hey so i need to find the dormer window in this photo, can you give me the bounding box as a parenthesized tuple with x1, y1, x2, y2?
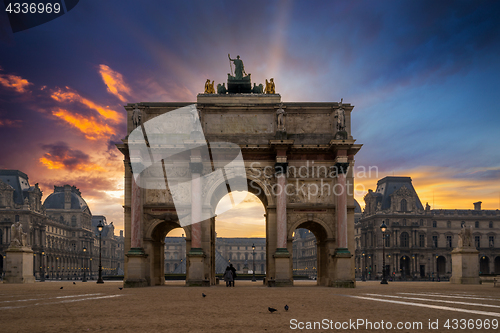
(400, 199, 407, 212)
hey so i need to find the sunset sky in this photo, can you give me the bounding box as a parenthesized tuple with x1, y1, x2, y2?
(0, 1, 499, 238)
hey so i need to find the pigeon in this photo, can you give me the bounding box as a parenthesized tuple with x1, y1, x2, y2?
(284, 305, 289, 311)
(73, 282, 76, 285)
(202, 293, 206, 298)
(268, 307, 277, 314)
(60, 287, 63, 289)
(119, 287, 123, 290)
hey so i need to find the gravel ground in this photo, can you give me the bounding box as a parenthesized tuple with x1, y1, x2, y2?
(1, 280, 499, 333)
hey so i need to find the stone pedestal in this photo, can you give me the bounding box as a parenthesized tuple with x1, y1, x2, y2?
(330, 250, 355, 288)
(124, 250, 148, 288)
(186, 249, 208, 286)
(4, 247, 35, 284)
(273, 249, 292, 286)
(450, 247, 480, 284)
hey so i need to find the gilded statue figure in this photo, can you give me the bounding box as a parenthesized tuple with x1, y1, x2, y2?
(204, 79, 215, 94)
(265, 78, 275, 94)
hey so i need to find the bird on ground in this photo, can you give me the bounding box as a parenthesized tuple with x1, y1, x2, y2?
(284, 305, 289, 311)
(268, 307, 277, 314)
(60, 287, 63, 289)
(202, 293, 206, 298)
(73, 282, 76, 285)
(119, 287, 123, 290)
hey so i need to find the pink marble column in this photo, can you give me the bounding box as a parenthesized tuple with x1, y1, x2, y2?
(276, 173, 287, 248)
(337, 173, 348, 249)
(191, 171, 202, 249)
(131, 175, 142, 249)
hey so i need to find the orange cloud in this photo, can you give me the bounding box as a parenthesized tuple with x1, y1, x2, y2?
(51, 88, 122, 121)
(0, 119, 22, 127)
(39, 141, 107, 172)
(98, 64, 131, 102)
(0, 73, 31, 93)
(52, 108, 116, 140)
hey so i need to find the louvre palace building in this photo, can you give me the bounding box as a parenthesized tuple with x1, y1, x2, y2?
(0, 170, 124, 280)
(355, 176, 500, 280)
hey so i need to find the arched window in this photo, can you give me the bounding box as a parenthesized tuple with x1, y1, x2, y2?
(400, 199, 407, 212)
(400, 232, 409, 247)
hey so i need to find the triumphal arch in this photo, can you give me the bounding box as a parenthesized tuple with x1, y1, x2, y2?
(117, 57, 362, 288)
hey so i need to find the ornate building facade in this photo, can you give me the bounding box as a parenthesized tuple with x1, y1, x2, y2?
(355, 176, 500, 280)
(0, 170, 124, 280)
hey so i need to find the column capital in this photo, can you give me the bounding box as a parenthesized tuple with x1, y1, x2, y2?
(189, 162, 204, 174)
(274, 162, 288, 175)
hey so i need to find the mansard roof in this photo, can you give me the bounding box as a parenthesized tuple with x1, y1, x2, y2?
(375, 176, 424, 211)
(0, 170, 30, 205)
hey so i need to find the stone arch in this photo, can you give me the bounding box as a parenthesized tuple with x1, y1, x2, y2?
(480, 255, 490, 274)
(145, 218, 190, 286)
(289, 218, 334, 286)
(206, 175, 271, 212)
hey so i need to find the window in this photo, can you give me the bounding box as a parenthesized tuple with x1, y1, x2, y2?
(489, 221, 493, 228)
(475, 221, 479, 228)
(400, 199, 407, 212)
(432, 235, 438, 248)
(446, 236, 452, 248)
(419, 234, 425, 247)
(71, 216, 77, 227)
(475, 236, 480, 249)
(385, 234, 390, 247)
(447, 221, 451, 228)
(489, 236, 494, 247)
(15, 215, 19, 222)
(400, 232, 409, 247)
(403, 219, 407, 226)
(432, 221, 437, 228)
(420, 219, 423, 226)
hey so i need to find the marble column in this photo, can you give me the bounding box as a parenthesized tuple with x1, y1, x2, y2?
(190, 165, 202, 249)
(130, 174, 142, 249)
(336, 172, 348, 250)
(276, 172, 287, 249)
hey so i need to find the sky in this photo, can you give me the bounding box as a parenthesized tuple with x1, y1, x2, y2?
(0, 1, 499, 238)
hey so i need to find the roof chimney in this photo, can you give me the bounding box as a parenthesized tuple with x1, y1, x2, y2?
(473, 201, 482, 210)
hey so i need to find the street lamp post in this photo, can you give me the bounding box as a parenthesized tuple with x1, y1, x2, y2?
(361, 252, 366, 281)
(40, 251, 45, 282)
(82, 246, 87, 282)
(97, 221, 104, 284)
(380, 221, 388, 284)
(252, 243, 256, 282)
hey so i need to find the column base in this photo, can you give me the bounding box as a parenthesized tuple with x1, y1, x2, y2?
(3, 247, 35, 284)
(331, 249, 355, 288)
(273, 249, 292, 286)
(186, 249, 207, 286)
(124, 249, 148, 288)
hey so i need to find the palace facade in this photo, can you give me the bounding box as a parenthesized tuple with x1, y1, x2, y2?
(355, 176, 500, 280)
(0, 170, 124, 280)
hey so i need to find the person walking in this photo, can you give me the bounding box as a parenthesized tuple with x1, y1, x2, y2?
(224, 266, 233, 287)
(229, 264, 237, 287)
